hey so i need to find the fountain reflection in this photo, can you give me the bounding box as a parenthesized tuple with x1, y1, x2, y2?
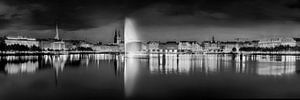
(124, 57, 140, 98)
(148, 54, 300, 76)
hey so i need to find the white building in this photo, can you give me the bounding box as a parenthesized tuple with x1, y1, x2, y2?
(51, 41, 66, 50)
(147, 41, 160, 52)
(5, 36, 39, 47)
(258, 37, 297, 48)
(178, 41, 202, 52)
(51, 24, 66, 50)
(92, 45, 122, 52)
(220, 42, 239, 53)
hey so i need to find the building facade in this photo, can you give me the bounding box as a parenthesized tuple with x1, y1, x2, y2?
(258, 37, 297, 48)
(202, 41, 221, 52)
(178, 41, 202, 52)
(158, 41, 178, 53)
(147, 41, 160, 52)
(114, 29, 122, 45)
(92, 44, 123, 52)
(5, 36, 39, 47)
(51, 41, 66, 50)
(220, 41, 239, 53)
(39, 39, 54, 50)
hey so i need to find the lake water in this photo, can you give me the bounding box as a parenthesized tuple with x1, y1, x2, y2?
(1, 54, 300, 100)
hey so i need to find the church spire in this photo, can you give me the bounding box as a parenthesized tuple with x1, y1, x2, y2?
(55, 24, 59, 40)
(114, 29, 118, 43)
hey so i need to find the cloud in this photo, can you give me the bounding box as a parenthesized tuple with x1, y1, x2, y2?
(0, 1, 46, 30)
(127, 0, 300, 29)
(0, 0, 126, 31)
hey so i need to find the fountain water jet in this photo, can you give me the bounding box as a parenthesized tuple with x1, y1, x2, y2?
(124, 17, 146, 58)
(124, 17, 142, 98)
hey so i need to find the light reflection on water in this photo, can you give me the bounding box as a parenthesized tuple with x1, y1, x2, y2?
(124, 54, 300, 99)
(2, 54, 300, 99)
(148, 54, 299, 76)
(0, 54, 125, 100)
(1, 54, 125, 75)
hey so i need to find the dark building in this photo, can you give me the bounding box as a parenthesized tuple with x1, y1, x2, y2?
(113, 29, 122, 44)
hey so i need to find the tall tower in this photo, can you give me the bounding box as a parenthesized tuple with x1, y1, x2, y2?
(212, 35, 215, 42)
(55, 24, 59, 40)
(117, 30, 122, 44)
(114, 29, 121, 44)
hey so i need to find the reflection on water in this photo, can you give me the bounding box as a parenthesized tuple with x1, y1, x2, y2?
(0, 54, 126, 100)
(124, 58, 140, 98)
(1, 54, 125, 75)
(148, 54, 299, 76)
(3, 54, 300, 99)
(123, 54, 300, 99)
(5, 61, 39, 74)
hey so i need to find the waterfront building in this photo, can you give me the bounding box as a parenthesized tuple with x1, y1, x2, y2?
(158, 41, 178, 53)
(178, 41, 195, 51)
(243, 40, 259, 47)
(220, 41, 239, 53)
(51, 24, 66, 50)
(219, 40, 259, 53)
(201, 36, 259, 53)
(38, 24, 66, 51)
(147, 41, 160, 52)
(293, 38, 300, 47)
(63, 40, 93, 50)
(178, 41, 202, 52)
(79, 41, 93, 48)
(92, 44, 123, 52)
(38, 39, 55, 50)
(64, 40, 78, 50)
(92, 28, 125, 52)
(51, 41, 66, 50)
(5, 36, 39, 47)
(118, 43, 125, 52)
(202, 36, 222, 52)
(258, 37, 297, 48)
(114, 29, 122, 45)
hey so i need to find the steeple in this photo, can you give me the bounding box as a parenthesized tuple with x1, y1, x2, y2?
(114, 29, 121, 44)
(212, 35, 215, 42)
(55, 24, 59, 40)
(114, 29, 118, 43)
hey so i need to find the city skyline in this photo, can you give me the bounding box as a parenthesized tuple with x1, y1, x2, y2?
(2, 1, 300, 99)
(2, 0, 300, 43)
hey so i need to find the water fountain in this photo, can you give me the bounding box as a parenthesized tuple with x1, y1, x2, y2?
(124, 17, 147, 58)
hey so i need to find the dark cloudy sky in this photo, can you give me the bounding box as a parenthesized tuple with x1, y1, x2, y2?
(2, 0, 300, 43)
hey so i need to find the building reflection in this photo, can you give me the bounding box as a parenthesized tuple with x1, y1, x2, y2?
(0, 54, 124, 75)
(148, 54, 299, 76)
(5, 61, 39, 74)
(255, 55, 296, 76)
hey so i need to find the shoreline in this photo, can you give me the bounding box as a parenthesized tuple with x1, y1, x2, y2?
(205, 51, 300, 55)
(0, 51, 125, 56)
(2, 51, 300, 56)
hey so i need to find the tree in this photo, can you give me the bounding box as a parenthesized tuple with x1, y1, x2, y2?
(0, 40, 6, 51)
(232, 48, 237, 52)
